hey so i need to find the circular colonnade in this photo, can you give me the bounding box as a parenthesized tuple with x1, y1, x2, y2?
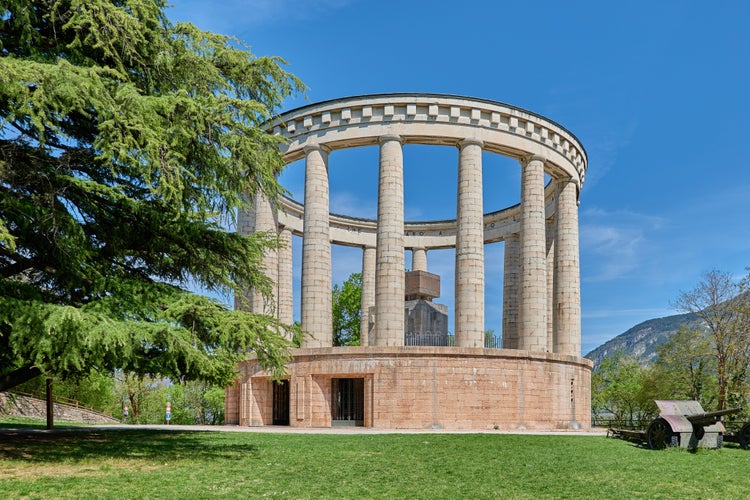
(228, 94, 593, 430)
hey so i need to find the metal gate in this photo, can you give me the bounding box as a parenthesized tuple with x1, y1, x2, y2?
(272, 379, 289, 425)
(331, 378, 364, 426)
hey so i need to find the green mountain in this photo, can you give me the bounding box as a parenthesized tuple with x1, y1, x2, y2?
(584, 312, 700, 369)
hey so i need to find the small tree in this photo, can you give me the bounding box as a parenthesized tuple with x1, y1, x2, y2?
(652, 325, 716, 407)
(332, 273, 362, 346)
(168, 380, 225, 424)
(728, 272, 750, 414)
(115, 371, 160, 422)
(674, 269, 750, 410)
(484, 329, 501, 348)
(591, 352, 656, 427)
(15, 370, 116, 412)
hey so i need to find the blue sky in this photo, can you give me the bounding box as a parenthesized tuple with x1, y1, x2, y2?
(169, 0, 750, 355)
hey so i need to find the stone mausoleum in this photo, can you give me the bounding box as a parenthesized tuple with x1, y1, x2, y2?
(225, 94, 592, 430)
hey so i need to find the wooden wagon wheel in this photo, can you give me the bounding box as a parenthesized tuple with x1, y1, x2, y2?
(647, 418, 674, 450)
(740, 422, 750, 450)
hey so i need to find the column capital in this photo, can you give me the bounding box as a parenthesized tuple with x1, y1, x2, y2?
(520, 154, 547, 166)
(303, 142, 331, 154)
(555, 176, 576, 185)
(378, 134, 403, 145)
(555, 177, 581, 204)
(458, 137, 484, 150)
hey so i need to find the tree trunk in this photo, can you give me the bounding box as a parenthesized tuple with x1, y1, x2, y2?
(0, 365, 42, 392)
(717, 356, 727, 411)
(46, 378, 54, 430)
(128, 392, 139, 420)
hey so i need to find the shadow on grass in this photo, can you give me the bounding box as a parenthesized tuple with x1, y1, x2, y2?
(0, 429, 259, 463)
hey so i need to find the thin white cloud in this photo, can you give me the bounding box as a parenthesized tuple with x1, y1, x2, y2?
(580, 207, 667, 282)
(582, 207, 666, 228)
(581, 225, 644, 281)
(405, 205, 426, 221)
(330, 191, 376, 219)
(580, 118, 638, 191)
(582, 307, 677, 320)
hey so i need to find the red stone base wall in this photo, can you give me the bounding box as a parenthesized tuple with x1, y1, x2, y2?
(226, 347, 592, 431)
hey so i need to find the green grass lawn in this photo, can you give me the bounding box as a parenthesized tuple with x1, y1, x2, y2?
(2, 420, 749, 499)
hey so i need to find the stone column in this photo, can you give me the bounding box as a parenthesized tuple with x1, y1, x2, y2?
(277, 226, 294, 328)
(360, 246, 376, 347)
(553, 179, 581, 356)
(519, 155, 548, 351)
(234, 207, 253, 314)
(455, 138, 485, 348)
(412, 247, 427, 272)
(502, 233, 520, 349)
(300, 143, 332, 348)
(373, 135, 405, 346)
(546, 217, 556, 353)
(235, 193, 278, 316)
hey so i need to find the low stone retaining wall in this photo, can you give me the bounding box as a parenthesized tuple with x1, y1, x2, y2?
(0, 392, 119, 424)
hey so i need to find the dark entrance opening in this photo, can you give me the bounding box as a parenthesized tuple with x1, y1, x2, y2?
(332, 378, 364, 426)
(272, 379, 290, 425)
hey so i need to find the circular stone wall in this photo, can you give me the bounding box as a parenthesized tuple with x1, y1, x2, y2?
(230, 348, 591, 430)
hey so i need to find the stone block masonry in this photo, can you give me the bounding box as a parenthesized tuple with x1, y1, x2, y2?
(229, 348, 592, 430)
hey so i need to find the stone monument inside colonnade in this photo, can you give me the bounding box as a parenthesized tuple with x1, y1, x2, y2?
(226, 94, 592, 430)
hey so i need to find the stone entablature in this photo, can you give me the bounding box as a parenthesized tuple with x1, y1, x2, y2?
(268, 94, 586, 186)
(277, 190, 559, 249)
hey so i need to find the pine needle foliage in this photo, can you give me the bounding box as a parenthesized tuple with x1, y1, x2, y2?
(0, 0, 304, 389)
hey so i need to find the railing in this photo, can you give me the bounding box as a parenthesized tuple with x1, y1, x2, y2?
(404, 332, 452, 347)
(484, 335, 502, 349)
(8, 390, 114, 418)
(403, 333, 504, 348)
(591, 416, 651, 430)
